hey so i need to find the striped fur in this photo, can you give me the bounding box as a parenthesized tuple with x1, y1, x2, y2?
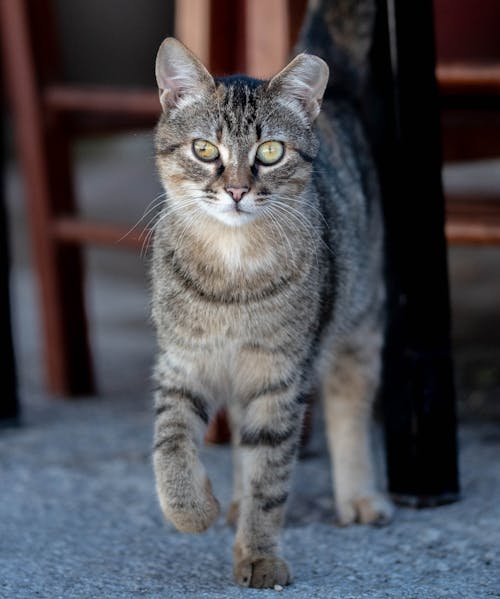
(150, 0, 392, 588)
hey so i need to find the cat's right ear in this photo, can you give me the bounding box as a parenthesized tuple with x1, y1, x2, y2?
(268, 53, 329, 121)
(155, 38, 216, 112)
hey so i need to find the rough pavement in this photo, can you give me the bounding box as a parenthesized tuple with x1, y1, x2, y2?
(1, 385, 500, 598)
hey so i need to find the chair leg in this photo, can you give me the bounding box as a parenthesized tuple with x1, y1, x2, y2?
(373, 0, 459, 505)
(0, 0, 94, 396)
(1, 103, 20, 424)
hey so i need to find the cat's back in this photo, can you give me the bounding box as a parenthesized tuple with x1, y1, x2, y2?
(310, 94, 384, 337)
(298, 0, 382, 248)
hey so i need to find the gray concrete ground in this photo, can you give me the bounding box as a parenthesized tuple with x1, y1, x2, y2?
(1, 134, 500, 598)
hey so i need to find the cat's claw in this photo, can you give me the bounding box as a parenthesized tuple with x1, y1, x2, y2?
(335, 493, 394, 527)
(234, 556, 291, 589)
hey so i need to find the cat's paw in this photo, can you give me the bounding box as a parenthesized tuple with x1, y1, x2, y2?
(234, 556, 291, 589)
(335, 493, 394, 527)
(226, 500, 240, 528)
(158, 477, 220, 533)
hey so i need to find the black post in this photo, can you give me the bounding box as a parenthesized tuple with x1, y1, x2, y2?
(374, 0, 460, 506)
(1, 85, 20, 425)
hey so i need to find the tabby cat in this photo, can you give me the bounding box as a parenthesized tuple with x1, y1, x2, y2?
(151, 0, 393, 588)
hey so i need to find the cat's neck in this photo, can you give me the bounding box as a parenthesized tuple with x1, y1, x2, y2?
(164, 210, 308, 278)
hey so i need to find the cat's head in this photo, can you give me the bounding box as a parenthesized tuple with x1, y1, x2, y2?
(154, 38, 328, 228)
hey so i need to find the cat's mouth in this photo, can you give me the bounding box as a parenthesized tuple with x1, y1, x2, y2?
(219, 204, 252, 216)
(203, 199, 250, 212)
(234, 206, 251, 215)
(208, 204, 256, 227)
(199, 196, 257, 226)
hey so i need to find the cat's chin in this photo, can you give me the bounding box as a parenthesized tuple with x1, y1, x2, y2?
(206, 207, 257, 228)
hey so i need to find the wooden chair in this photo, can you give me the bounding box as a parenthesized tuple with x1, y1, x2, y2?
(1, 97, 19, 424)
(435, 0, 500, 243)
(0, 0, 159, 396)
(438, 67, 500, 243)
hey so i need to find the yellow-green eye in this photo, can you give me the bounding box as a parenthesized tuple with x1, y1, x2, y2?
(256, 141, 284, 165)
(193, 139, 220, 162)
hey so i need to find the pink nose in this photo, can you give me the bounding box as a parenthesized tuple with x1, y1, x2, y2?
(225, 186, 249, 203)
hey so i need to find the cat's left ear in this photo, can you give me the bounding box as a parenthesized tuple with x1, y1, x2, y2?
(268, 54, 329, 121)
(155, 37, 216, 112)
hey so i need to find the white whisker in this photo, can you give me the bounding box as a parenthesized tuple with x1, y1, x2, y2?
(139, 193, 207, 256)
(274, 194, 330, 229)
(261, 207, 293, 268)
(269, 202, 321, 268)
(117, 191, 167, 245)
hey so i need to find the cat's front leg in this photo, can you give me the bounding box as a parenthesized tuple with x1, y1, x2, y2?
(233, 388, 304, 588)
(153, 376, 219, 533)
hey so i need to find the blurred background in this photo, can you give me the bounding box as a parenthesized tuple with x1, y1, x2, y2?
(1, 0, 499, 420)
(1, 1, 499, 596)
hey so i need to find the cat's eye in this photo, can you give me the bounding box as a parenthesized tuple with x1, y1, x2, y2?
(256, 141, 284, 165)
(192, 139, 220, 162)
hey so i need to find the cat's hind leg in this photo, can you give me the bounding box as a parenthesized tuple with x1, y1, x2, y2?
(153, 373, 219, 533)
(322, 326, 394, 526)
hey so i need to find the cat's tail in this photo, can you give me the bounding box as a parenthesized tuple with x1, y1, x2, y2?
(295, 0, 376, 101)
